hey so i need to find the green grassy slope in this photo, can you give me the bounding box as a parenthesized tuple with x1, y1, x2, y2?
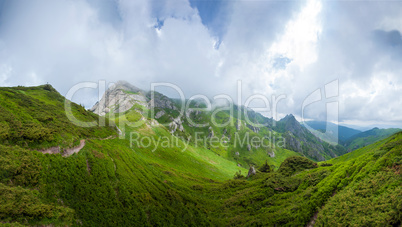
(0, 85, 116, 149)
(1, 85, 401, 226)
(0, 85, 245, 225)
(133, 96, 302, 170)
(200, 132, 402, 226)
(151, 100, 336, 165)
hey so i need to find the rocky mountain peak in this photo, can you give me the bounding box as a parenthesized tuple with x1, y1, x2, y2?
(90, 81, 148, 116)
(112, 80, 142, 94)
(280, 114, 296, 123)
(281, 115, 304, 135)
(91, 81, 179, 116)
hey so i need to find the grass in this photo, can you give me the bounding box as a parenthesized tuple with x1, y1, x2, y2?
(0, 84, 401, 226)
(0, 85, 115, 150)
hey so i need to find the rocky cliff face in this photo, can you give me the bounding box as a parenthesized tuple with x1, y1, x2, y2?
(169, 117, 184, 134)
(91, 81, 148, 116)
(91, 80, 185, 135)
(148, 92, 178, 111)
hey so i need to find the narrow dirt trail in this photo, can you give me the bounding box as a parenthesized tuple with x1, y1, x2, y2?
(39, 146, 61, 155)
(306, 191, 337, 227)
(37, 134, 117, 157)
(38, 140, 86, 157)
(62, 139, 86, 157)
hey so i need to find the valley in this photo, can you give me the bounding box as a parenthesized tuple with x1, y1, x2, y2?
(0, 83, 400, 226)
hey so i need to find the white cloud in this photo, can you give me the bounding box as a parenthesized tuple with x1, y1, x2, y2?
(0, 0, 401, 127)
(0, 64, 11, 86)
(269, 0, 322, 68)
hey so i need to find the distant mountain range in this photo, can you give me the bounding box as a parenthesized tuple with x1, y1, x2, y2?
(303, 121, 361, 144)
(344, 127, 402, 150)
(304, 121, 401, 151)
(91, 81, 347, 162)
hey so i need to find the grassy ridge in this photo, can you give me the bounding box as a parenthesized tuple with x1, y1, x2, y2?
(0, 85, 116, 149)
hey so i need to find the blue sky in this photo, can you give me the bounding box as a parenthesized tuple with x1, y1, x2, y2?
(188, 0, 230, 40)
(0, 0, 401, 128)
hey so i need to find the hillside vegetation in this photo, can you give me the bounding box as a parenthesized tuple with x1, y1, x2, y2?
(0, 85, 116, 149)
(0, 84, 401, 226)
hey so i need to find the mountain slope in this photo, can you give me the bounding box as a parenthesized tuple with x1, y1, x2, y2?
(0, 85, 116, 149)
(92, 81, 346, 164)
(92, 81, 303, 168)
(200, 131, 402, 226)
(0, 84, 244, 225)
(345, 127, 401, 151)
(304, 120, 361, 143)
(90, 81, 147, 116)
(275, 115, 347, 161)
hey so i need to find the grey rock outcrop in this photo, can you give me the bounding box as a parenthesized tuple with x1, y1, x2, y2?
(155, 110, 165, 119)
(246, 124, 260, 133)
(223, 128, 227, 135)
(246, 166, 256, 178)
(169, 117, 184, 134)
(236, 120, 241, 131)
(185, 109, 201, 118)
(208, 126, 214, 138)
(91, 81, 148, 116)
(148, 92, 178, 110)
(185, 109, 203, 126)
(91, 81, 180, 119)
